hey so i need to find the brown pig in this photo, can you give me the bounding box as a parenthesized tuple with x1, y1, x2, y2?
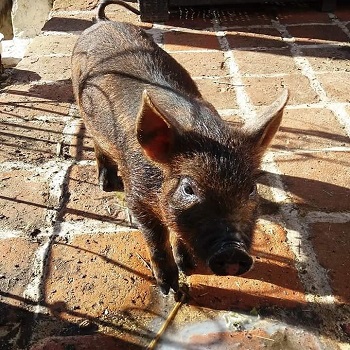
(71, 0, 288, 294)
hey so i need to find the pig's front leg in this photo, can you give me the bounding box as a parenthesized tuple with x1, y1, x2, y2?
(138, 217, 179, 295)
(173, 239, 196, 274)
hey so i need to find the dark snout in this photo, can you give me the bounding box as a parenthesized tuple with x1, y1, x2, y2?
(207, 242, 253, 276)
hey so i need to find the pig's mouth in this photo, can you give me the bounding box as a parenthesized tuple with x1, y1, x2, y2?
(207, 242, 253, 276)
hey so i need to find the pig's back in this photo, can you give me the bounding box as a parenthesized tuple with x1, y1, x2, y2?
(72, 21, 200, 103)
(71, 21, 227, 183)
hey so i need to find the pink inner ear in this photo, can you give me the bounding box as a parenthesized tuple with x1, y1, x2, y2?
(142, 126, 173, 163)
(137, 90, 176, 163)
(258, 114, 283, 150)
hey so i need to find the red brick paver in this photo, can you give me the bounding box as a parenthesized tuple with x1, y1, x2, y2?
(1, 1, 349, 349)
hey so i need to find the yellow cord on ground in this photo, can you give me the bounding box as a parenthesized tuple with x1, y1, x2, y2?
(146, 290, 187, 350)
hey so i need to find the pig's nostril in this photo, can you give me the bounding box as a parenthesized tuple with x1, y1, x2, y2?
(208, 247, 253, 276)
(214, 261, 240, 275)
(226, 262, 242, 275)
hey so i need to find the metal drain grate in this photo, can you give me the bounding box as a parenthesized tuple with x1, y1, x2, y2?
(139, 0, 337, 22)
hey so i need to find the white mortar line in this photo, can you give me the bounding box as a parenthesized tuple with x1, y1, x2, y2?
(286, 21, 341, 26)
(291, 42, 350, 48)
(72, 159, 96, 166)
(147, 24, 215, 34)
(217, 108, 241, 117)
(272, 20, 329, 99)
(62, 118, 83, 146)
(21, 178, 72, 313)
(329, 13, 350, 39)
(212, 20, 256, 121)
(223, 42, 349, 51)
(192, 74, 236, 80)
(49, 10, 95, 17)
(0, 220, 136, 240)
(240, 70, 349, 78)
(217, 102, 350, 114)
(271, 19, 350, 137)
(327, 104, 350, 138)
(22, 154, 91, 310)
(21, 104, 78, 317)
(165, 48, 220, 53)
(56, 220, 137, 237)
(0, 161, 39, 171)
(0, 114, 70, 124)
(192, 70, 349, 80)
(271, 147, 350, 155)
(218, 21, 350, 31)
(27, 53, 72, 58)
(229, 46, 290, 52)
(5, 208, 348, 240)
(26, 79, 70, 86)
(22, 233, 54, 311)
(285, 102, 350, 110)
(44, 161, 73, 226)
(305, 211, 350, 224)
(262, 154, 335, 304)
(40, 31, 79, 36)
(0, 230, 24, 239)
(220, 24, 275, 30)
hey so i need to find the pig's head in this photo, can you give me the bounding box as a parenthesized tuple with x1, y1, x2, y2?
(136, 89, 288, 276)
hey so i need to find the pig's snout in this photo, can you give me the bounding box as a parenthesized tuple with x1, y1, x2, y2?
(207, 242, 253, 276)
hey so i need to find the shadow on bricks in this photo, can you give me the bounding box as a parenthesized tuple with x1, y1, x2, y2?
(3, 79, 74, 103)
(0, 296, 145, 350)
(260, 172, 350, 212)
(42, 17, 92, 33)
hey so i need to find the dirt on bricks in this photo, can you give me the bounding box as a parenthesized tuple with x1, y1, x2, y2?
(0, 1, 350, 349)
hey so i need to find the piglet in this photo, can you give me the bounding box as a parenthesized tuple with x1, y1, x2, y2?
(71, 0, 288, 294)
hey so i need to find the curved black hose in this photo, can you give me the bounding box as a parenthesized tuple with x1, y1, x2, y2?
(97, 0, 140, 21)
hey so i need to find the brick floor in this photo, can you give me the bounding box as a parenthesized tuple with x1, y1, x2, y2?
(287, 24, 350, 45)
(225, 27, 288, 48)
(0, 1, 350, 349)
(276, 152, 350, 212)
(0, 168, 51, 231)
(274, 108, 350, 150)
(45, 232, 153, 321)
(311, 222, 350, 304)
(242, 74, 320, 105)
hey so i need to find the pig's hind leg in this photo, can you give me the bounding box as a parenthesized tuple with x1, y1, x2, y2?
(94, 141, 123, 192)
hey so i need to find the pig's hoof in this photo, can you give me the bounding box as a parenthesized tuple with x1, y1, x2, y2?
(159, 282, 171, 295)
(174, 284, 189, 302)
(159, 277, 179, 295)
(156, 270, 179, 295)
(98, 167, 123, 192)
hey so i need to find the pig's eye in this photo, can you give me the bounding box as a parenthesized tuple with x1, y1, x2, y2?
(182, 183, 195, 196)
(172, 178, 200, 209)
(179, 178, 198, 199)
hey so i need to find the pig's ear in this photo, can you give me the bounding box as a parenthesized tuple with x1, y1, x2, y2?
(136, 90, 180, 164)
(243, 89, 288, 155)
